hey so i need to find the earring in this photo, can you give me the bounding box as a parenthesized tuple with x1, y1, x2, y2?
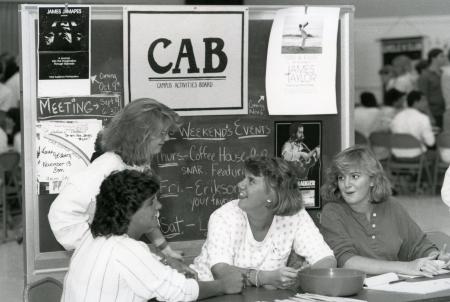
(266, 199, 272, 203)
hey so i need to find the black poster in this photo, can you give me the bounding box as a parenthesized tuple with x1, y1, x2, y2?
(38, 6, 90, 80)
(275, 121, 322, 209)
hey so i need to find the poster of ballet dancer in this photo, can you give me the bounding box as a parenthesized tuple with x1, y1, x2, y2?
(266, 7, 339, 115)
(275, 121, 322, 208)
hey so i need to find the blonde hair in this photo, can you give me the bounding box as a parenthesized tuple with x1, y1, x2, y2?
(102, 98, 181, 166)
(320, 145, 392, 204)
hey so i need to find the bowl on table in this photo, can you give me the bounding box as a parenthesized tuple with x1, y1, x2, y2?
(297, 268, 366, 297)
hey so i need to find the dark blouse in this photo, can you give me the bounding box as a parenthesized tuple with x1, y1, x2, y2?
(320, 199, 438, 267)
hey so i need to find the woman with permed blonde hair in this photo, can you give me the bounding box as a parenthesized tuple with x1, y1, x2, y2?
(49, 98, 195, 276)
(320, 145, 450, 277)
(191, 156, 335, 290)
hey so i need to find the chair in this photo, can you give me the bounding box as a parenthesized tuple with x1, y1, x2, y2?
(433, 132, 450, 194)
(355, 131, 369, 146)
(24, 277, 63, 302)
(368, 131, 391, 169)
(388, 133, 433, 195)
(0, 151, 21, 242)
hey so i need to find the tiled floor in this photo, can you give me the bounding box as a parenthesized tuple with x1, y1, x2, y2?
(2, 195, 450, 302)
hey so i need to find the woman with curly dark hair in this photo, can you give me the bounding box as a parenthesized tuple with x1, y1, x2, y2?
(49, 98, 190, 273)
(62, 169, 243, 302)
(320, 145, 450, 277)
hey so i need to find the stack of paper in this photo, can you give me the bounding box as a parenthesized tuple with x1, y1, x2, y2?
(274, 293, 367, 302)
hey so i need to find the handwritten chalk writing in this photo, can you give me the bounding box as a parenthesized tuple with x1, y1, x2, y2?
(179, 122, 233, 140)
(189, 144, 216, 161)
(233, 119, 271, 137)
(194, 179, 238, 197)
(211, 163, 244, 177)
(181, 164, 204, 175)
(159, 216, 184, 239)
(91, 73, 121, 93)
(156, 151, 187, 163)
(38, 96, 121, 119)
(160, 180, 182, 197)
(191, 195, 230, 211)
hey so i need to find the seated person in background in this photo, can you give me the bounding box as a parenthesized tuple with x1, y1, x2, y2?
(354, 92, 380, 138)
(390, 90, 435, 158)
(191, 156, 336, 290)
(373, 88, 405, 133)
(320, 145, 450, 277)
(62, 169, 243, 302)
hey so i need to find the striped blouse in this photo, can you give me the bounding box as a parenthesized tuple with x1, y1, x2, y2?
(62, 233, 199, 302)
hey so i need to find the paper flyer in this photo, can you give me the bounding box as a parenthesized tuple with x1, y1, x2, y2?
(38, 5, 91, 97)
(36, 119, 102, 194)
(266, 7, 339, 115)
(125, 6, 248, 116)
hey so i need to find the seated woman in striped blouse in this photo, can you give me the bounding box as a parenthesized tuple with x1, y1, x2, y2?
(62, 169, 243, 302)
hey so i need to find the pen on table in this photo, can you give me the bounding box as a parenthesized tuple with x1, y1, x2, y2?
(389, 278, 407, 284)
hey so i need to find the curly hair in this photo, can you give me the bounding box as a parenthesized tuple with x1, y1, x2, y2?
(320, 145, 392, 205)
(90, 169, 160, 238)
(102, 98, 181, 166)
(244, 156, 303, 216)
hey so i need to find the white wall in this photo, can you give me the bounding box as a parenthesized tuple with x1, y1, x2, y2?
(355, 14, 450, 104)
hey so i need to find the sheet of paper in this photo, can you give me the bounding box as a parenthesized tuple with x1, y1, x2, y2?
(367, 278, 450, 294)
(275, 293, 366, 302)
(266, 7, 339, 115)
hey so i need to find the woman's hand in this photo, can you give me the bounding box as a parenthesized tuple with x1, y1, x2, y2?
(217, 270, 244, 294)
(160, 245, 184, 260)
(264, 267, 299, 289)
(164, 256, 198, 280)
(405, 255, 442, 277)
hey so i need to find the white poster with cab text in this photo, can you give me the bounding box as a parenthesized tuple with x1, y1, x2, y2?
(125, 6, 248, 116)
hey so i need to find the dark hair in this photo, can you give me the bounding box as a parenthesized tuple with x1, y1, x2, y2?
(90, 170, 160, 238)
(244, 156, 303, 216)
(90, 130, 104, 162)
(102, 98, 181, 166)
(320, 145, 391, 204)
(0, 53, 19, 82)
(288, 122, 303, 140)
(428, 48, 443, 64)
(407, 90, 423, 107)
(415, 59, 429, 75)
(360, 92, 378, 107)
(384, 88, 405, 106)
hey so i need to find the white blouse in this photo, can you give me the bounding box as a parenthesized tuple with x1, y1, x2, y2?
(191, 199, 334, 281)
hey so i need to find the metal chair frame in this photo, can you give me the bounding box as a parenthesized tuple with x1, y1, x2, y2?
(432, 132, 450, 194)
(388, 133, 433, 195)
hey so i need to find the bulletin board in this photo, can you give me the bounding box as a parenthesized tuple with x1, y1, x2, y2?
(20, 5, 354, 285)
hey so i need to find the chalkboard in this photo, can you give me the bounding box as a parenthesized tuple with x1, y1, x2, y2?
(154, 18, 341, 242)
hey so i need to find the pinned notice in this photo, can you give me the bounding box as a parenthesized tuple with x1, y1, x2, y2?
(266, 7, 339, 115)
